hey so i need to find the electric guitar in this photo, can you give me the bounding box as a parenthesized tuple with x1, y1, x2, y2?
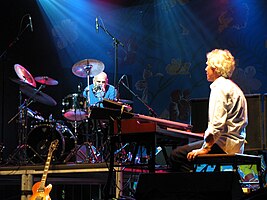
(30, 139, 59, 200)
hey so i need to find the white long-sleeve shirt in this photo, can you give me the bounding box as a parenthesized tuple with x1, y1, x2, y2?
(205, 77, 248, 154)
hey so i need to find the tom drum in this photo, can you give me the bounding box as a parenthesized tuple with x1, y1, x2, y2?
(62, 93, 87, 121)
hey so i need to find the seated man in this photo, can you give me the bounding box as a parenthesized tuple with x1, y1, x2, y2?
(169, 49, 248, 172)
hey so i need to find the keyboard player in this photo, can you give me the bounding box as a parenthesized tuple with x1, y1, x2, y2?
(169, 49, 248, 172)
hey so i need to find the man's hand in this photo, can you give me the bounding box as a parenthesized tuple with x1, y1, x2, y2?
(187, 148, 210, 161)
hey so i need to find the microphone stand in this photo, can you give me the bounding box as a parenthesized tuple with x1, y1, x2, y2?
(97, 20, 124, 86)
(0, 15, 31, 60)
(0, 14, 31, 150)
(97, 18, 124, 199)
(120, 80, 158, 117)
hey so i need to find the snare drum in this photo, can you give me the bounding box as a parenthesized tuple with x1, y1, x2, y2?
(27, 122, 76, 163)
(62, 93, 87, 121)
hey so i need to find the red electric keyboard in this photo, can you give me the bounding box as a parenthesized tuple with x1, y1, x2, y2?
(114, 114, 204, 140)
(90, 106, 204, 171)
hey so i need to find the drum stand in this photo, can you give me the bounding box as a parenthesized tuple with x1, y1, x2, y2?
(63, 118, 99, 163)
(64, 64, 99, 163)
(63, 138, 99, 164)
(7, 91, 44, 165)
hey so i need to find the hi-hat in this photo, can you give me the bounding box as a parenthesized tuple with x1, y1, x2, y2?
(20, 85, 57, 106)
(14, 64, 36, 87)
(72, 59, 105, 78)
(35, 76, 58, 86)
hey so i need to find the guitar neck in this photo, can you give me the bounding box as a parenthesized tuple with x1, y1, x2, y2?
(38, 149, 53, 191)
(40, 154, 52, 188)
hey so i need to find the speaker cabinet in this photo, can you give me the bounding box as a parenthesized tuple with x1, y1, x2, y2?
(263, 94, 267, 149)
(190, 94, 263, 151)
(190, 98, 209, 133)
(246, 94, 263, 150)
(135, 172, 243, 200)
(243, 188, 267, 199)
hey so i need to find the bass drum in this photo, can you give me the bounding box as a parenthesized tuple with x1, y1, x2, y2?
(27, 123, 76, 164)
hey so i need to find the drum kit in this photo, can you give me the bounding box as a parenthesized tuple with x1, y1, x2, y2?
(8, 59, 132, 165)
(8, 64, 59, 164)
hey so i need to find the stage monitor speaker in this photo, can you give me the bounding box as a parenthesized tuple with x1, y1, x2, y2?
(242, 188, 267, 200)
(190, 94, 263, 151)
(134, 172, 243, 200)
(263, 94, 267, 149)
(190, 98, 208, 133)
(246, 94, 263, 150)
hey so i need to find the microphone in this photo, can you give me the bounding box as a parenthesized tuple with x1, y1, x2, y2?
(95, 17, 99, 33)
(116, 75, 126, 100)
(93, 84, 102, 93)
(118, 74, 126, 86)
(29, 15, 33, 32)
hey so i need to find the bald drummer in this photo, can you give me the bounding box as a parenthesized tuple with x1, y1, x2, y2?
(83, 72, 117, 107)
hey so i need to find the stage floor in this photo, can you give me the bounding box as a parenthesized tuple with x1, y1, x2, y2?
(0, 162, 123, 200)
(1, 158, 264, 200)
(0, 161, 168, 199)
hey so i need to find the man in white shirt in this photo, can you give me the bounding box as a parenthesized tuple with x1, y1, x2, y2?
(170, 49, 248, 172)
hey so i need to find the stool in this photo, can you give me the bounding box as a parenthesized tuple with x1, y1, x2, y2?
(193, 153, 264, 189)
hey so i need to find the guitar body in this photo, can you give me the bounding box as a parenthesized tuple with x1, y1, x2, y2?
(30, 181, 52, 200)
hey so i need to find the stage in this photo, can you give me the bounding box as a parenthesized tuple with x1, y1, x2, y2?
(0, 162, 123, 200)
(0, 156, 266, 200)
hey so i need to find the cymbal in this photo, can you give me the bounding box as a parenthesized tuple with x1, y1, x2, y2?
(14, 64, 36, 87)
(20, 85, 57, 106)
(72, 59, 105, 78)
(10, 78, 34, 86)
(35, 76, 58, 86)
(118, 99, 133, 104)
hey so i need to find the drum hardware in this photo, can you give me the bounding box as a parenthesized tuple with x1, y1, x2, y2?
(63, 119, 102, 164)
(7, 143, 46, 165)
(75, 142, 99, 163)
(62, 59, 105, 163)
(14, 64, 37, 87)
(73, 120, 79, 135)
(62, 93, 87, 121)
(63, 141, 99, 164)
(34, 76, 58, 86)
(72, 59, 105, 78)
(27, 122, 76, 163)
(26, 107, 44, 121)
(0, 143, 5, 163)
(10, 78, 35, 87)
(8, 81, 55, 125)
(8, 66, 47, 164)
(12, 63, 58, 107)
(8, 64, 58, 164)
(72, 58, 105, 110)
(19, 84, 57, 106)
